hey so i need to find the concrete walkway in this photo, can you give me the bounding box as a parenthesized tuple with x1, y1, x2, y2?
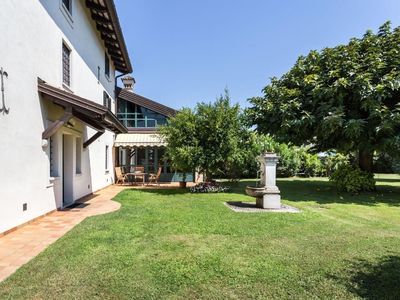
(0, 185, 125, 282)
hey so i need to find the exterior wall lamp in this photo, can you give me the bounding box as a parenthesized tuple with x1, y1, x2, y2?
(0, 67, 9, 114)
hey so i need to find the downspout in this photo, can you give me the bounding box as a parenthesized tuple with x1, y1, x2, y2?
(114, 72, 129, 105)
(113, 72, 129, 172)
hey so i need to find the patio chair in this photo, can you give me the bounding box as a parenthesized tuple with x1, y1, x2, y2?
(115, 167, 127, 185)
(148, 167, 162, 186)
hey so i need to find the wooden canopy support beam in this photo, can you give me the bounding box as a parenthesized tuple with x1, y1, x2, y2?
(42, 107, 72, 139)
(101, 32, 117, 42)
(110, 55, 124, 64)
(92, 14, 112, 26)
(108, 50, 122, 58)
(72, 110, 105, 132)
(96, 24, 114, 35)
(83, 131, 104, 148)
(105, 41, 120, 51)
(85, 1, 108, 12)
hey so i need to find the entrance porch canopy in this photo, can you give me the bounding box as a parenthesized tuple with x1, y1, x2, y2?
(38, 79, 127, 147)
(114, 133, 166, 148)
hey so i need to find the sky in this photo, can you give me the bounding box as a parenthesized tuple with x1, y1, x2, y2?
(114, 0, 400, 110)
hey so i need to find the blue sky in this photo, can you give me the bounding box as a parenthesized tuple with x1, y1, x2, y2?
(114, 0, 400, 109)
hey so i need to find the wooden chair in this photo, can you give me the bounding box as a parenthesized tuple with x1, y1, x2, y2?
(148, 167, 162, 186)
(115, 167, 127, 185)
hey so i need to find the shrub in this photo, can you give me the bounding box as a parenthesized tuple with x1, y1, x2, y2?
(329, 164, 376, 193)
(374, 153, 400, 174)
(298, 148, 324, 177)
(275, 143, 302, 177)
(190, 182, 230, 193)
(323, 153, 350, 176)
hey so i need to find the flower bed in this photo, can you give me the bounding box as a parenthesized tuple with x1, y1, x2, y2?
(190, 182, 230, 193)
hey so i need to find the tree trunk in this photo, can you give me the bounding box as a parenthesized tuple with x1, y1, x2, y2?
(179, 181, 187, 188)
(205, 170, 212, 183)
(358, 149, 374, 172)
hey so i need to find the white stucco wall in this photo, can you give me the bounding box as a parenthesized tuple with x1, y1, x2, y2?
(0, 0, 121, 233)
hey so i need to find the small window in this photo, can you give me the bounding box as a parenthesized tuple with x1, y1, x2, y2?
(105, 53, 110, 78)
(76, 137, 82, 174)
(103, 91, 111, 110)
(62, 0, 71, 13)
(62, 43, 71, 87)
(105, 145, 109, 171)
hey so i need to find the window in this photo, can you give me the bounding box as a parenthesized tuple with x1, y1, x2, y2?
(105, 145, 109, 171)
(62, 43, 71, 87)
(105, 53, 110, 78)
(103, 91, 111, 110)
(49, 137, 56, 177)
(116, 99, 168, 128)
(62, 0, 71, 13)
(76, 137, 82, 174)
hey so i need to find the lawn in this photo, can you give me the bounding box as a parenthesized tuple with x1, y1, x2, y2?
(0, 175, 399, 299)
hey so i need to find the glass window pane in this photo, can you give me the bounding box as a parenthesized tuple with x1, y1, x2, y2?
(127, 101, 135, 113)
(137, 105, 144, 114)
(146, 120, 156, 127)
(127, 119, 135, 128)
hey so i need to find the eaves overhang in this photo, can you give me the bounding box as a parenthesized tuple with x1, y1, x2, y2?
(85, 0, 132, 73)
(38, 79, 127, 135)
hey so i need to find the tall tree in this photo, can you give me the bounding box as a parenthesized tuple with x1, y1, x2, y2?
(247, 22, 400, 172)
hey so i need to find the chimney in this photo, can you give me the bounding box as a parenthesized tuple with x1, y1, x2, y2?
(121, 75, 136, 91)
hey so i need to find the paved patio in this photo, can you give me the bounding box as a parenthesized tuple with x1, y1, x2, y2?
(0, 185, 125, 282)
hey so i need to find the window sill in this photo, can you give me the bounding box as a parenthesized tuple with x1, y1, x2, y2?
(105, 74, 112, 83)
(62, 83, 73, 93)
(75, 172, 82, 177)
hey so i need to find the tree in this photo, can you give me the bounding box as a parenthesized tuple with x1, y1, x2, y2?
(246, 22, 400, 172)
(160, 90, 251, 181)
(158, 108, 200, 181)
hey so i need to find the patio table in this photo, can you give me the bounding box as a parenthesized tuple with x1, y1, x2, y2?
(125, 172, 147, 185)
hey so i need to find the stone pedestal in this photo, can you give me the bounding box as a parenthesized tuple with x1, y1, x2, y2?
(257, 153, 281, 209)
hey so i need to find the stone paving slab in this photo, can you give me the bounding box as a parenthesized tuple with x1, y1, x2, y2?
(225, 201, 301, 213)
(0, 185, 125, 282)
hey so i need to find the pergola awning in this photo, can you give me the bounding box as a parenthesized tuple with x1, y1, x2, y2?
(114, 133, 166, 148)
(39, 79, 127, 147)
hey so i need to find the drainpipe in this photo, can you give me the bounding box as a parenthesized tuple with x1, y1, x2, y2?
(113, 72, 128, 172)
(114, 72, 129, 104)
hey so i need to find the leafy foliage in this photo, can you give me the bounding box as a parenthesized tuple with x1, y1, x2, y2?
(374, 153, 400, 174)
(247, 22, 400, 172)
(160, 90, 252, 180)
(298, 148, 325, 177)
(329, 164, 376, 193)
(252, 135, 325, 177)
(158, 108, 200, 177)
(322, 153, 350, 176)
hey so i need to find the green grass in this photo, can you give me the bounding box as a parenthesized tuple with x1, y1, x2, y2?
(1, 174, 400, 299)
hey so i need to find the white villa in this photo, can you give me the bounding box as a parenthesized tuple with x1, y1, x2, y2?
(0, 0, 133, 235)
(0, 0, 196, 236)
(0, 0, 194, 236)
